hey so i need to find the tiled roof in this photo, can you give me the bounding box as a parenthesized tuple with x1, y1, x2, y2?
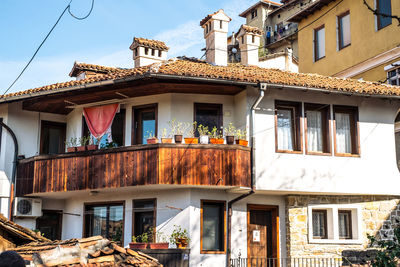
(2, 58, 400, 100)
(129, 37, 169, 51)
(200, 9, 232, 26)
(239, 24, 263, 35)
(69, 62, 124, 77)
(239, 0, 282, 17)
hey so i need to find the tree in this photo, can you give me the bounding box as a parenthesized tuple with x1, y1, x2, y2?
(368, 225, 400, 267)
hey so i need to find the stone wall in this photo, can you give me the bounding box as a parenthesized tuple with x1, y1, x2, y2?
(286, 195, 400, 258)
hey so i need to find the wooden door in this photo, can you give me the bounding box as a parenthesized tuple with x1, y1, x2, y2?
(36, 210, 62, 240)
(247, 205, 279, 267)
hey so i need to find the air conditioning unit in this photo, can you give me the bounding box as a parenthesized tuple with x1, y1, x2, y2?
(13, 197, 42, 218)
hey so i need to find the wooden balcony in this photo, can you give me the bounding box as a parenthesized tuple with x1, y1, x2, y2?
(16, 144, 251, 196)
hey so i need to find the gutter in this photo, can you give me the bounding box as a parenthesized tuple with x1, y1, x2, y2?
(226, 83, 267, 267)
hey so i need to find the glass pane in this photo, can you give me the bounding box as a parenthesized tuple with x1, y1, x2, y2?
(195, 105, 222, 136)
(277, 109, 294, 150)
(92, 206, 107, 237)
(336, 113, 352, 153)
(134, 200, 155, 210)
(48, 128, 62, 154)
(203, 203, 222, 251)
(134, 211, 154, 238)
(109, 205, 124, 242)
(307, 110, 323, 152)
(312, 211, 326, 238)
(316, 27, 325, 59)
(378, 0, 392, 28)
(142, 111, 156, 144)
(339, 212, 350, 238)
(339, 14, 351, 48)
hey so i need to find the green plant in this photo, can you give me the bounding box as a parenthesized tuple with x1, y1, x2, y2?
(185, 122, 197, 138)
(368, 224, 400, 267)
(169, 119, 185, 135)
(209, 126, 223, 139)
(224, 122, 236, 136)
(145, 130, 156, 139)
(132, 231, 150, 243)
(236, 129, 247, 140)
(197, 124, 209, 136)
(161, 128, 169, 138)
(79, 135, 90, 146)
(100, 141, 117, 149)
(156, 230, 168, 243)
(169, 225, 190, 245)
(66, 137, 78, 148)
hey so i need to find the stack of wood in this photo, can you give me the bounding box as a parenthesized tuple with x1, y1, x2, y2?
(12, 236, 162, 266)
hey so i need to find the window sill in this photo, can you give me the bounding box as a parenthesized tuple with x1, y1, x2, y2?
(200, 250, 226, 254)
(309, 238, 362, 244)
(314, 56, 325, 62)
(276, 149, 303, 154)
(339, 43, 351, 51)
(334, 153, 360, 158)
(306, 151, 332, 156)
(378, 22, 392, 31)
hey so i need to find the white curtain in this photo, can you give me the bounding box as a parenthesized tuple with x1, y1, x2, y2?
(277, 109, 293, 150)
(336, 113, 352, 153)
(340, 14, 351, 47)
(307, 111, 323, 152)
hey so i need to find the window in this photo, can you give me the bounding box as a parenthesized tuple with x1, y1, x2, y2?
(338, 11, 351, 50)
(252, 35, 255, 43)
(220, 20, 223, 29)
(40, 121, 66, 154)
(84, 202, 124, 244)
(132, 104, 157, 144)
(305, 103, 331, 154)
(133, 199, 156, 241)
(241, 36, 244, 44)
(338, 210, 352, 239)
(145, 48, 149, 55)
(158, 50, 162, 57)
(134, 48, 138, 57)
(314, 25, 325, 61)
(251, 9, 257, 19)
(312, 210, 327, 239)
(194, 103, 223, 137)
(151, 49, 155, 56)
(377, 0, 392, 30)
(201, 200, 226, 253)
(333, 106, 359, 156)
(388, 68, 400, 85)
(275, 101, 302, 153)
(83, 109, 125, 147)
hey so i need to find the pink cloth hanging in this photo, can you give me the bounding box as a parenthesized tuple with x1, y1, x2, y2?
(83, 103, 119, 139)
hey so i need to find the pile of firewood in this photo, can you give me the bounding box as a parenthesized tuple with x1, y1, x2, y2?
(12, 236, 162, 266)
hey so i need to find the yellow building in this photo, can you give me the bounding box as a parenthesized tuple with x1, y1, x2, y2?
(289, 0, 400, 83)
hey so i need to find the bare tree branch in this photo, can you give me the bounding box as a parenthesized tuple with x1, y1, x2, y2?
(363, 0, 400, 26)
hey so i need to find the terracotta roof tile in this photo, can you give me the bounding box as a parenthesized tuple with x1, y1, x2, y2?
(2, 59, 400, 100)
(69, 62, 124, 77)
(200, 9, 232, 26)
(0, 214, 50, 243)
(239, 24, 263, 35)
(130, 37, 169, 51)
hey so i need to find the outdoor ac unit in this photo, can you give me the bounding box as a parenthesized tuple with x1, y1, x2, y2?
(13, 197, 42, 218)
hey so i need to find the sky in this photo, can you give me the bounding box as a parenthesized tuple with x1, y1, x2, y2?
(0, 0, 276, 94)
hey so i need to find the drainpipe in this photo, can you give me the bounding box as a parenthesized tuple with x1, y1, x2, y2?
(0, 121, 19, 221)
(226, 83, 266, 266)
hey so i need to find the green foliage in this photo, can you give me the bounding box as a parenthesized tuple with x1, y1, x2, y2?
(236, 129, 247, 140)
(100, 141, 117, 149)
(209, 126, 223, 139)
(169, 225, 190, 245)
(224, 122, 236, 136)
(161, 128, 169, 138)
(79, 135, 90, 146)
(66, 137, 78, 148)
(197, 124, 209, 136)
(368, 225, 400, 267)
(145, 130, 155, 139)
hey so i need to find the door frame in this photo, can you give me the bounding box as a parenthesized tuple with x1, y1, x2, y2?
(132, 198, 157, 241)
(36, 209, 63, 240)
(247, 204, 280, 261)
(131, 103, 158, 145)
(40, 120, 67, 154)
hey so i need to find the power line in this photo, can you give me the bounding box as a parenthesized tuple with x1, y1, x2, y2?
(3, 0, 95, 96)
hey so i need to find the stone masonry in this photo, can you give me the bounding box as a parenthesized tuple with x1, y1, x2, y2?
(286, 195, 400, 258)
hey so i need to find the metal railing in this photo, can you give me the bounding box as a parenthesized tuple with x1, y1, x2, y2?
(230, 257, 347, 267)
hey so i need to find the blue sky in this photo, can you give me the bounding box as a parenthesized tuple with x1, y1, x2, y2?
(0, 0, 275, 94)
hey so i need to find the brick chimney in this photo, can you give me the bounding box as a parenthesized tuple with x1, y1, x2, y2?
(129, 37, 169, 68)
(237, 25, 263, 66)
(200, 9, 231, 66)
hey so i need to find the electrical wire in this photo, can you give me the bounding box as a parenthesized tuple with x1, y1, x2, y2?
(3, 0, 95, 96)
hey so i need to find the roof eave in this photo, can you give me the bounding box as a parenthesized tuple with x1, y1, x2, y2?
(239, 1, 281, 18)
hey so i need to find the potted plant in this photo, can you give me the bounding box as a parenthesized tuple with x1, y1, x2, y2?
(85, 136, 97, 151)
(169, 225, 190, 249)
(209, 127, 224, 144)
(235, 129, 248, 146)
(66, 137, 78, 152)
(224, 123, 236, 145)
(77, 136, 89, 151)
(198, 124, 209, 144)
(129, 232, 149, 250)
(161, 128, 172, 143)
(169, 119, 183, 144)
(149, 229, 169, 249)
(146, 131, 158, 144)
(184, 122, 198, 144)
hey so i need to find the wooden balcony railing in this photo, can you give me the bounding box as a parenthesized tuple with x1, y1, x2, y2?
(16, 144, 251, 196)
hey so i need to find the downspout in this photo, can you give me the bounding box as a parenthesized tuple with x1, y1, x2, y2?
(226, 83, 266, 266)
(0, 121, 19, 221)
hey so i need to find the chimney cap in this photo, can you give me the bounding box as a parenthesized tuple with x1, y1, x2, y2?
(200, 9, 231, 27)
(129, 37, 169, 51)
(236, 24, 263, 37)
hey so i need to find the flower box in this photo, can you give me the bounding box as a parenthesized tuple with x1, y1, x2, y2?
(210, 138, 224, 144)
(184, 138, 198, 144)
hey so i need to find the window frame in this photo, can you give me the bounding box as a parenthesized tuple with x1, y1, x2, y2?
(377, 0, 392, 30)
(132, 103, 158, 145)
(193, 103, 223, 137)
(40, 120, 67, 155)
(275, 100, 303, 154)
(304, 103, 331, 155)
(312, 209, 328, 239)
(200, 200, 226, 254)
(314, 25, 325, 62)
(132, 198, 157, 241)
(333, 105, 360, 157)
(338, 210, 353, 239)
(83, 201, 125, 244)
(337, 11, 351, 50)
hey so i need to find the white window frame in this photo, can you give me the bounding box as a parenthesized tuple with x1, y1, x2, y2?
(308, 204, 362, 244)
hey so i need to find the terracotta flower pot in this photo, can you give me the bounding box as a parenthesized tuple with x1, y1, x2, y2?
(174, 135, 183, 144)
(184, 137, 198, 144)
(149, 242, 169, 249)
(161, 138, 173, 144)
(129, 242, 148, 249)
(76, 146, 86, 152)
(235, 139, 248, 146)
(176, 238, 188, 249)
(67, 147, 76, 153)
(147, 138, 158, 144)
(226, 136, 235, 145)
(210, 138, 224, 144)
(86, 144, 98, 151)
